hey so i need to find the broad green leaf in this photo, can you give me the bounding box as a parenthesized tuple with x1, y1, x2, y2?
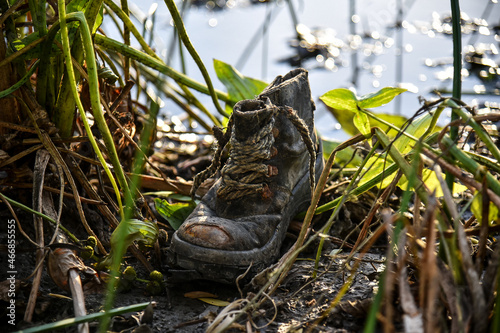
(213, 59, 268, 113)
(353, 110, 371, 137)
(397, 169, 468, 197)
(393, 112, 433, 154)
(358, 156, 398, 189)
(8, 33, 54, 60)
(144, 191, 197, 203)
(67, 0, 89, 13)
(92, 5, 104, 34)
(471, 192, 500, 225)
(154, 198, 196, 230)
(321, 95, 408, 137)
(371, 113, 409, 136)
(110, 218, 159, 249)
(100, 218, 159, 268)
(358, 87, 407, 109)
(320, 137, 363, 167)
(320, 88, 358, 113)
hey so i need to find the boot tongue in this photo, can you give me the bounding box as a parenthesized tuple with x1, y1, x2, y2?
(232, 98, 274, 141)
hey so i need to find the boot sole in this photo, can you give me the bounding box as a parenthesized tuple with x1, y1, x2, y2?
(168, 145, 324, 283)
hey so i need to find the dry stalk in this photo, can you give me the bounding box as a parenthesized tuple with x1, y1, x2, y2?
(419, 194, 439, 332)
(435, 165, 488, 333)
(24, 150, 50, 322)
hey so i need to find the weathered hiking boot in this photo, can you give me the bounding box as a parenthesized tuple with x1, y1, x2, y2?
(168, 69, 324, 283)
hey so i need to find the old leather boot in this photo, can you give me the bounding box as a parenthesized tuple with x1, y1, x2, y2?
(168, 68, 324, 283)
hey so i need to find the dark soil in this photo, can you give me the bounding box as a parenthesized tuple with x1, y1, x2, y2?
(1, 203, 383, 333)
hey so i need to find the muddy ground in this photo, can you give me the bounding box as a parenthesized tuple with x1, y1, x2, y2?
(1, 204, 385, 333)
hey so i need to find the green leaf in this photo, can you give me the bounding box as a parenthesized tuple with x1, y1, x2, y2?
(319, 88, 358, 113)
(393, 112, 433, 154)
(320, 137, 363, 167)
(154, 198, 196, 230)
(358, 156, 398, 189)
(213, 59, 268, 112)
(397, 169, 468, 197)
(100, 218, 159, 267)
(92, 5, 104, 34)
(144, 191, 197, 203)
(471, 192, 500, 225)
(67, 0, 89, 13)
(321, 88, 409, 137)
(358, 87, 407, 109)
(353, 110, 371, 137)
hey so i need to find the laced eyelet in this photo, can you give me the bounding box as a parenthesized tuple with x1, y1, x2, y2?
(270, 146, 278, 158)
(261, 184, 272, 199)
(267, 165, 278, 177)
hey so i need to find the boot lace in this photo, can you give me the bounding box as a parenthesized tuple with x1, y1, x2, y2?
(191, 106, 316, 200)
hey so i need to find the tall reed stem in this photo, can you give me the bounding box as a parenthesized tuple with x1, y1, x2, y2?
(446, 0, 462, 189)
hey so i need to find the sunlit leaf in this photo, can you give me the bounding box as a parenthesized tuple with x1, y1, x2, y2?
(321, 99, 409, 137)
(198, 297, 231, 307)
(214, 59, 268, 113)
(154, 198, 196, 230)
(110, 218, 159, 249)
(393, 112, 433, 154)
(353, 110, 371, 137)
(358, 87, 407, 109)
(320, 88, 358, 113)
(358, 155, 398, 189)
(471, 192, 500, 225)
(99, 219, 159, 269)
(397, 169, 468, 197)
(93, 5, 104, 34)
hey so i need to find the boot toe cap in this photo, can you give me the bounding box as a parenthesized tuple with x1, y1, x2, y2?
(175, 202, 280, 252)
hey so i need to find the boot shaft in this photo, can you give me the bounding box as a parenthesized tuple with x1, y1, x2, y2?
(216, 69, 318, 218)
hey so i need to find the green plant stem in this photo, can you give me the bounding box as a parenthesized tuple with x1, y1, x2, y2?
(179, 84, 223, 127)
(102, 3, 124, 36)
(422, 102, 445, 139)
(313, 141, 381, 277)
(493, 254, 500, 332)
(163, 0, 229, 118)
(58, 6, 130, 218)
(450, 0, 462, 104)
(363, 219, 405, 332)
(447, 0, 462, 190)
(28, 0, 47, 36)
(466, 152, 500, 174)
(375, 128, 428, 204)
(95, 46, 125, 86)
(99, 101, 159, 332)
(102, 0, 161, 61)
(138, 63, 221, 128)
(94, 34, 230, 103)
(14, 302, 152, 333)
(120, 0, 130, 81)
(441, 135, 500, 196)
(0, 33, 47, 69)
(361, 108, 428, 147)
(446, 99, 500, 162)
(314, 162, 398, 214)
(53, 0, 104, 137)
(0, 60, 38, 98)
(0, 193, 79, 244)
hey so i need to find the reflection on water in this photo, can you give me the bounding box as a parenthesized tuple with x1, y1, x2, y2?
(123, 0, 500, 140)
